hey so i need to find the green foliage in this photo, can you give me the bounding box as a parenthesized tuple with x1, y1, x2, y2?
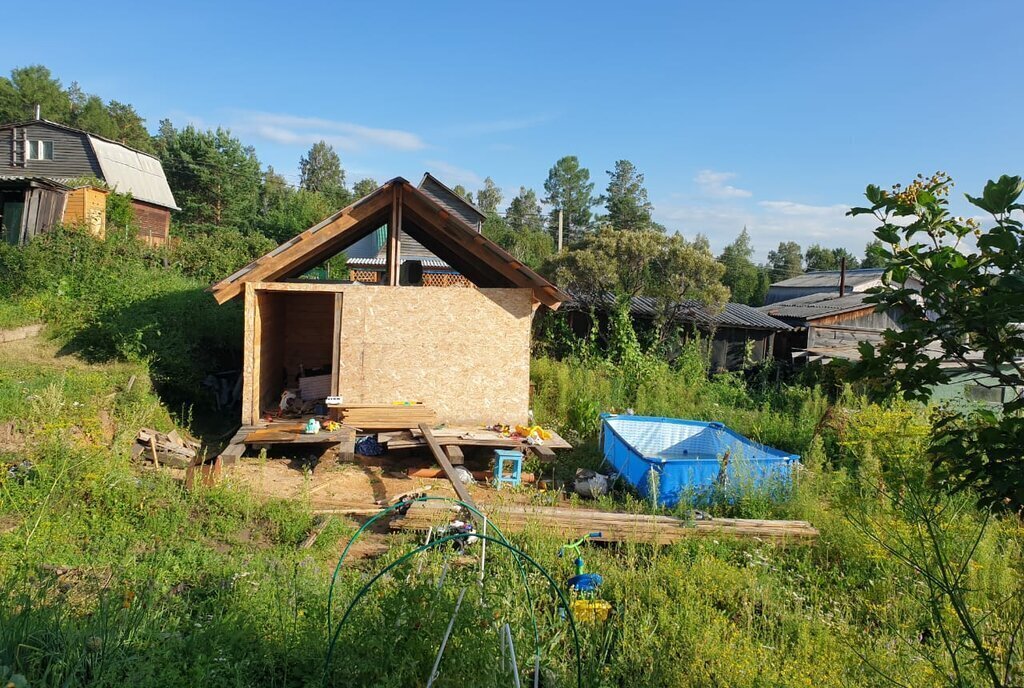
(850, 173, 1024, 511)
(255, 186, 339, 243)
(482, 213, 554, 271)
(168, 224, 276, 284)
(862, 238, 888, 268)
(600, 160, 655, 232)
(718, 227, 770, 305)
(155, 122, 262, 228)
(0, 65, 153, 152)
(475, 177, 503, 214)
(547, 227, 728, 307)
(543, 155, 596, 244)
(804, 244, 861, 271)
(766, 240, 804, 281)
(351, 177, 379, 198)
(298, 140, 348, 204)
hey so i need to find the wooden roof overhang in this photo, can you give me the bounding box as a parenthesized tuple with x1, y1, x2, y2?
(209, 177, 566, 309)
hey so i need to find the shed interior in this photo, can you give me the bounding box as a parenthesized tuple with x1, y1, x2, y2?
(255, 290, 337, 416)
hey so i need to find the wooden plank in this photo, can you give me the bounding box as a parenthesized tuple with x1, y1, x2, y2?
(211, 188, 392, 304)
(242, 284, 257, 426)
(386, 184, 401, 286)
(331, 293, 343, 396)
(529, 444, 557, 464)
(444, 445, 465, 466)
(419, 423, 477, 514)
(392, 501, 818, 545)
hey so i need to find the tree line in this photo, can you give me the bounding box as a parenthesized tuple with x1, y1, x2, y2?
(2, 64, 885, 307)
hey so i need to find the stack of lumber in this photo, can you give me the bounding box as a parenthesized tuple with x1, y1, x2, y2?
(391, 501, 819, 545)
(132, 428, 200, 469)
(336, 404, 436, 430)
(379, 426, 572, 451)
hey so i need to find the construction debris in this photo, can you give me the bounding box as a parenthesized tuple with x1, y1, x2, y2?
(392, 501, 819, 545)
(133, 428, 199, 469)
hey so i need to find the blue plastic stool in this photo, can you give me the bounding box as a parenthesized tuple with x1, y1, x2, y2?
(493, 449, 523, 489)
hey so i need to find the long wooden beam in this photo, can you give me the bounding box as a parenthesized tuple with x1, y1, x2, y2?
(211, 188, 393, 303)
(419, 423, 479, 516)
(385, 184, 402, 286)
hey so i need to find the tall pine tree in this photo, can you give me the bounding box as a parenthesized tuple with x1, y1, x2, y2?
(542, 156, 595, 246)
(602, 160, 654, 231)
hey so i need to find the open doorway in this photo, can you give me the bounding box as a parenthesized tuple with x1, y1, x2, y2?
(250, 289, 339, 421)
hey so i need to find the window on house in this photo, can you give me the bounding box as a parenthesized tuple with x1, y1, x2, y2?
(28, 140, 54, 160)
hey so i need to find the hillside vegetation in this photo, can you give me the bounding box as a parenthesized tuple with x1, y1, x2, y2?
(1, 228, 1022, 687)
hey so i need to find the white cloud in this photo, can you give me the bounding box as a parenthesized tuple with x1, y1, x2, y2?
(422, 160, 484, 189)
(228, 111, 427, 152)
(695, 169, 752, 199)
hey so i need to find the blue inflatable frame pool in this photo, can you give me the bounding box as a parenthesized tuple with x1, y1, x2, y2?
(599, 413, 799, 508)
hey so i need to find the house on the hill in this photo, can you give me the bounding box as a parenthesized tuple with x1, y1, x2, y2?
(0, 118, 178, 245)
(209, 176, 565, 427)
(562, 293, 792, 371)
(764, 268, 922, 305)
(343, 173, 487, 286)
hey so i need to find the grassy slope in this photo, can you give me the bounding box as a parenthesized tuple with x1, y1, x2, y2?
(1, 337, 1020, 687)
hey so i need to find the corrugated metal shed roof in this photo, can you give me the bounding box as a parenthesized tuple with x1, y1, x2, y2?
(88, 136, 178, 210)
(348, 256, 452, 269)
(758, 292, 875, 321)
(0, 175, 71, 190)
(565, 292, 792, 331)
(770, 269, 884, 289)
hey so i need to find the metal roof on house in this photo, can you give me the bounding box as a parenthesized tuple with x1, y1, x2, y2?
(88, 136, 178, 210)
(348, 256, 452, 269)
(565, 292, 792, 331)
(770, 269, 885, 289)
(758, 292, 875, 322)
(1, 119, 178, 211)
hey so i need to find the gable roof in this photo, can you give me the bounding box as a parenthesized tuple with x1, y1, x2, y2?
(209, 177, 566, 308)
(769, 269, 884, 290)
(758, 292, 876, 323)
(1, 119, 178, 210)
(418, 172, 487, 224)
(565, 292, 791, 331)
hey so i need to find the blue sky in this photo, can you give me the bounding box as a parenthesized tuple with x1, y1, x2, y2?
(6, 0, 1022, 259)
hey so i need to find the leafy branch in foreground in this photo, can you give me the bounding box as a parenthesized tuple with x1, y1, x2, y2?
(849, 173, 1024, 511)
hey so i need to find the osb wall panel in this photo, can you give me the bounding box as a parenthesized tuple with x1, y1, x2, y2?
(338, 287, 533, 425)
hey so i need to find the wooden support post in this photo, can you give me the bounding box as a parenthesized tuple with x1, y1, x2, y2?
(444, 445, 465, 466)
(419, 423, 478, 515)
(386, 185, 402, 286)
(529, 444, 557, 464)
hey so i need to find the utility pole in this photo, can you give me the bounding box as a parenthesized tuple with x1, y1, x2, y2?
(557, 208, 564, 253)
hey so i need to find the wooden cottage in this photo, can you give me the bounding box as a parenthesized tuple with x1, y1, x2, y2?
(210, 177, 566, 428)
(0, 118, 178, 244)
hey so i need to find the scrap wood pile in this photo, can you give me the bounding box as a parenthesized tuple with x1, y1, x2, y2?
(132, 428, 200, 468)
(391, 501, 819, 545)
(336, 403, 437, 430)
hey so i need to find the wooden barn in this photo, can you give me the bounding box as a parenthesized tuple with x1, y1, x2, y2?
(210, 177, 566, 431)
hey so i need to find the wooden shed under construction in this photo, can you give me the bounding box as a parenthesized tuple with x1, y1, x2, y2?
(210, 177, 566, 428)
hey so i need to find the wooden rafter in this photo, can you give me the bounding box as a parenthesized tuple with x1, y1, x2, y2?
(209, 177, 567, 308)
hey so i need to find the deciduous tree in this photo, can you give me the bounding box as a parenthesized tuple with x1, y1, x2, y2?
(299, 140, 346, 200)
(475, 177, 503, 215)
(766, 241, 804, 281)
(850, 172, 1024, 511)
(718, 227, 765, 305)
(804, 244, 861, 271)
